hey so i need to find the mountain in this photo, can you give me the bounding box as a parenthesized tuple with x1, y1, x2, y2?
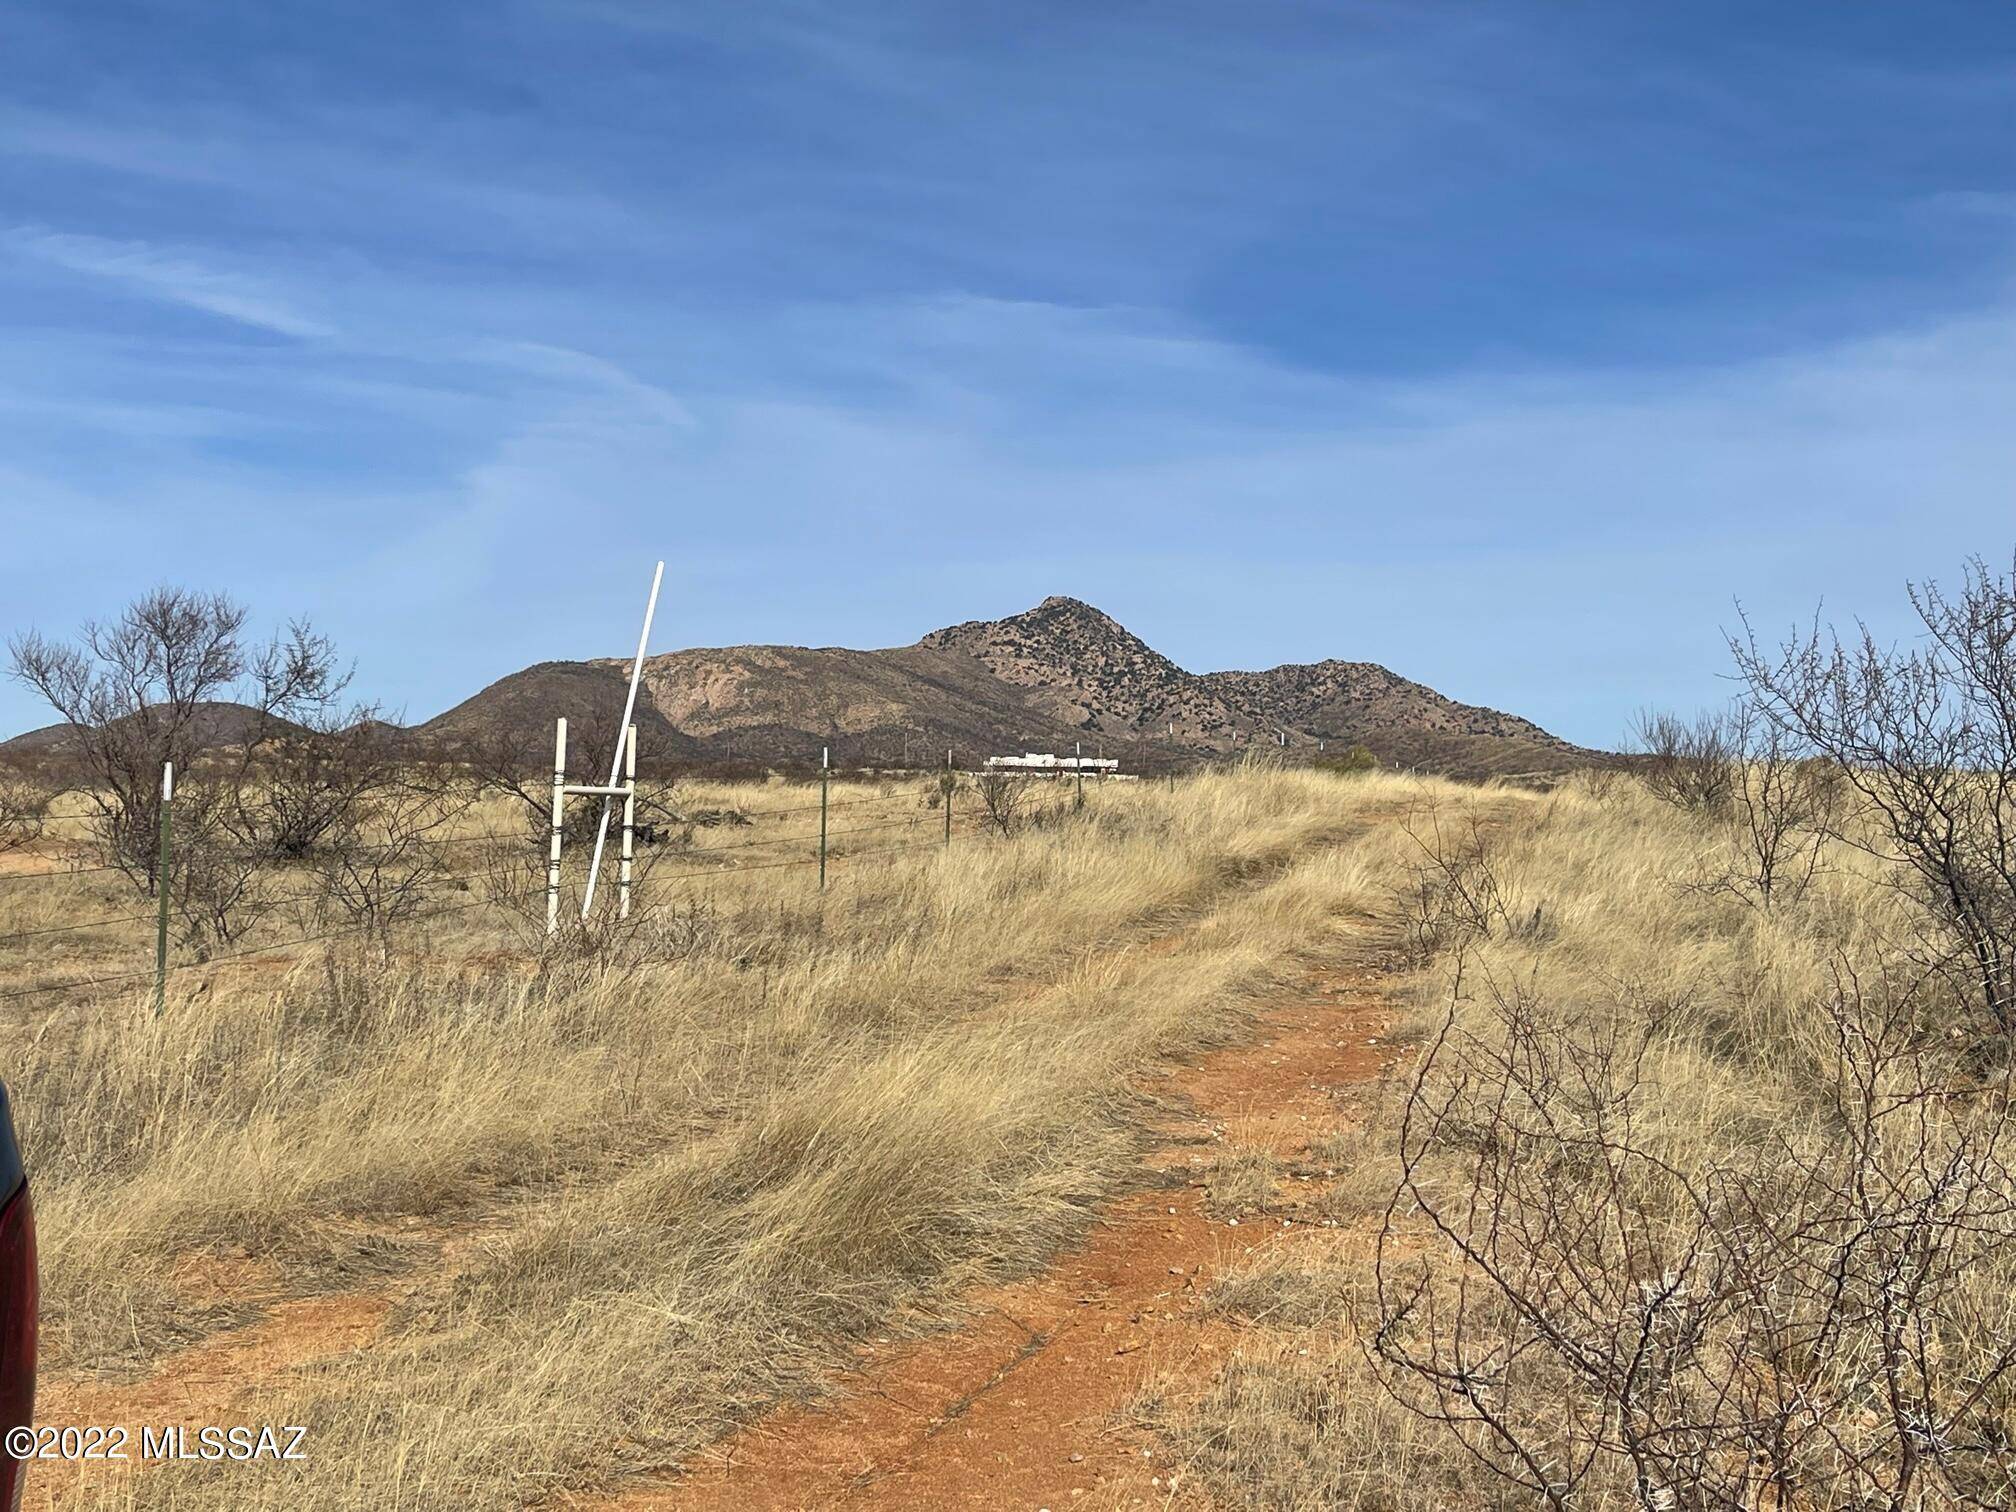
(4, 599, 1594, 780)
(419, 660, 703, 766)
(1199, 659, 1564, 746)
(422, 596, 1590, 779)
(917, 597, 1246, 740)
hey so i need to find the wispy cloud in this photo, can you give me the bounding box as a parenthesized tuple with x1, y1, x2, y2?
(2, 226, 334, 338)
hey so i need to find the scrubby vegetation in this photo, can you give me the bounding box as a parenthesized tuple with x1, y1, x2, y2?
(1147, 558, 2016, 1511)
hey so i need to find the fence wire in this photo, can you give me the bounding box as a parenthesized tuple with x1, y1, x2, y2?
(0, 800, 1005, 1012)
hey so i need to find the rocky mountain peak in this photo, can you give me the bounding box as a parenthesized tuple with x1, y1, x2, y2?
(916, 597, 1229, 735)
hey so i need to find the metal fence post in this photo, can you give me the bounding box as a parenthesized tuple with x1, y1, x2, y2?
(619, 723, 637, 921)
(819, 745, 830, 889)
(944, 748, 953, 846)
(1075, 741, 1085, 812)
(153, 761, 173, 1019)
(547, 717, 567, 937)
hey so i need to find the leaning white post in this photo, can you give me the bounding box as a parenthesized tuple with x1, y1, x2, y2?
(547, 717, 567, 937)
(584, 561, 664, 918)
(619, 723, 637, 921)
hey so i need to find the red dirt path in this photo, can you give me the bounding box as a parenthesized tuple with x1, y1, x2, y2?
(576, 962, 1400, 1512)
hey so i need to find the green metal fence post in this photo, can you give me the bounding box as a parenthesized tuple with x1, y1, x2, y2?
(153, 760, 173, 1019)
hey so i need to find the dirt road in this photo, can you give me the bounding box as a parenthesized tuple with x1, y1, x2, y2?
(582, 946, 1401, 1511)
(23, 929, 1403, 1512)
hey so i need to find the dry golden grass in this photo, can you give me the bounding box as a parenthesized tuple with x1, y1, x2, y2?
(1139, 774, 2016, 1510)
(0, 763, 1445, 1509)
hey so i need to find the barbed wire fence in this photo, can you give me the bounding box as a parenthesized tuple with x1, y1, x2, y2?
(0, 754, 1125, 1019)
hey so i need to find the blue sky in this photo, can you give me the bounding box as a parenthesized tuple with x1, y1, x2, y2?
(3, 1, 2014, 745)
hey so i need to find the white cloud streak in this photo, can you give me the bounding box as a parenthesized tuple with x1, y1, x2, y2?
(2, 226, 335, 338)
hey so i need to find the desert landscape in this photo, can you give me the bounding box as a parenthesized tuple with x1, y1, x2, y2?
(5, 554, 2016, 1509)
(5, 5, 2011, 1508)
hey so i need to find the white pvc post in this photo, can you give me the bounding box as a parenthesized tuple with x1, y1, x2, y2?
(619, 724, 637, 921)
(547, 717, 567, 937)
(584, 560, 664, 918)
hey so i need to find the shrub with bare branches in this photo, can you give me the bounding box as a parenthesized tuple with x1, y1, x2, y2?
(1630, 708, 1739, 815)
(1733, 555, 2016, 1031)
(1393, 805, 1536, 965)
(1718, 721, 1837, 910)
(8, 587, 351, 890)
(973, 771, 1029, 837)
(1373, 962, 2016, 1510)
(304, 763, 477, 957)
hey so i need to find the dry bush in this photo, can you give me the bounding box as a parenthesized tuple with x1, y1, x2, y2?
(302, 768, 477, 957)
(1631, 708, 1740, 815)
(1715, 724, 1837, 910)
(1392, 803, 1547, 965)
(8, 586, 351, 888)
(1145, 755, 2016, 1512)
(1735, 555, 2016, 1034)
(973, 770, 1030, 836)
(1635, 703, 1838, 911)
(1373, 960, 2016, 1509)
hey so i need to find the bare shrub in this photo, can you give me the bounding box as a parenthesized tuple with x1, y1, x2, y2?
(1734, 555, 2016, 1031)
(1717, 718, 1838, 910)
(1393, 806, 1535, 965)
(1630, 708, 1739, 814)
(1372, 962, 2016, 1510)
(305, 766, 476, 957)
(237, 706, 401, 860)
(973, 771, 1029, 837)
(473, 828, 680, 971)
(1635, 703, 1841, 911)
(8, 587, 350, 891)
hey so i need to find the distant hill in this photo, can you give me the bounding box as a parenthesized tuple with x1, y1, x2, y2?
(424, 596, 1594, 779)
(0, 700, 311, 756)
(3, 599, 1598, 780)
